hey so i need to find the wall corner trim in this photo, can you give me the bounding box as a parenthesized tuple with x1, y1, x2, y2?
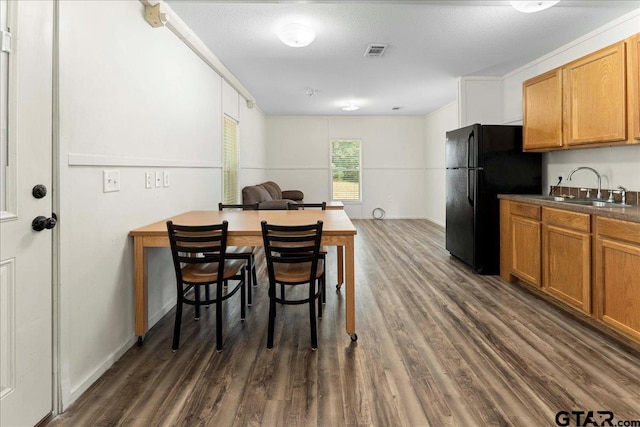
(138, 0, 255, 108)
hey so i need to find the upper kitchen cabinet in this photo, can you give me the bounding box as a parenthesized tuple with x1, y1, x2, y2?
(564, 41, 626, 147)
(628, 33, 640, 143)
(522, 34, 640, 152)
(523, 69, 563, 150)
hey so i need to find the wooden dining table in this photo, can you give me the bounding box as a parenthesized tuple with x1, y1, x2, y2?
(129, 209, 358, 344)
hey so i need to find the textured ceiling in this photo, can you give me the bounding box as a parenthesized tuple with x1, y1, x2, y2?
(165, 1, 640, 116)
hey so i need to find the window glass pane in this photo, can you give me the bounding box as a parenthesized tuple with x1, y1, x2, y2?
(330, 139, 360, 201)
(223, 116, 238, 204)
(0, 0, 9, 212)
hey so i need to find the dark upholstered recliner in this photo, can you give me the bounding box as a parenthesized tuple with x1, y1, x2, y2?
(241, 181, 304, 210)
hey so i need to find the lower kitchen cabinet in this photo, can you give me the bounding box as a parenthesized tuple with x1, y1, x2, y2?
(542, 207, 591, 313)
(501, 198, 640, 345)
(507, 201, 541, 286)
(595, 217, 640, 342)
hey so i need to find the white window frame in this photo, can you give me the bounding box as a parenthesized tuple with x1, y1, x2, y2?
(0, 0, 16, 221)
(222, 115, 239, 204)
(329, 139, 362, 202)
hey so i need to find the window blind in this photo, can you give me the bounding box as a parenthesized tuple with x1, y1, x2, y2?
(330, 139, 361, 201)
(223, 116, 238, 204)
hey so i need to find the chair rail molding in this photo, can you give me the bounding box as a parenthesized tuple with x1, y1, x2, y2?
(68, 152, 221, 168)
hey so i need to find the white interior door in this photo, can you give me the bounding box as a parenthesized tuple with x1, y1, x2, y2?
(0, 1, 54, 425)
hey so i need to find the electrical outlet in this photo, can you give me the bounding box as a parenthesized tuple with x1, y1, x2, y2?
(103, 170, 120, 193)
(163, 171, 170, 187)
(145, 172, 152, 189)
(155, 172, 162, 188)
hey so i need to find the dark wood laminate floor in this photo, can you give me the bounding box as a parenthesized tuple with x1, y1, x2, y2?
(48, 219, 640, 426)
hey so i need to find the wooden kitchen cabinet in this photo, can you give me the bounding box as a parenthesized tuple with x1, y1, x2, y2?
(564, 41, 627, 146)
(501, 197, 640, 345)
(522, 34, 639, 151)
(504, 201, 541, 286)
(595, 217, 640, 342)
(628, 33, 640, 142)
(542, 207, 591, 313)
(523, 69, 563, 151)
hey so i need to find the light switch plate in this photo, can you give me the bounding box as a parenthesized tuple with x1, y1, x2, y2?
(155, 172, 162, 188)
(103, 170, 120, 193)
(145, 172, 152, 189)
(163, 171, 170, 187)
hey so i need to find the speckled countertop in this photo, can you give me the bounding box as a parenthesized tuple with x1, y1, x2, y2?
(498, 194, 640, 224)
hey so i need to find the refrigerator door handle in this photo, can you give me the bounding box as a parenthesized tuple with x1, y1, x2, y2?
(466, 130, 474, 169)
(467, 169, 474, 207)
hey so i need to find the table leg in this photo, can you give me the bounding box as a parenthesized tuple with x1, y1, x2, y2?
(337, 246, 344, 288)
(134, 237, 148, 342)
(345, 237, 356, 340)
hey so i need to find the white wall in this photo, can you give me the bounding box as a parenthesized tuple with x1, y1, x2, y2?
(52, 3, 638, 410)
(424, 102, 459, 226)
(56, 0, 265, 408)
(458, 76, 502, 127)
(266, 116, 426, 219)
(501, 9, 640, 192)
(266, 116, 329, 204)
(240, 102, 268, 189)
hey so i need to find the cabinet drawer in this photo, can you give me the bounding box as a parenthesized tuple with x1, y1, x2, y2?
(597, 217, 640, 245)
(510, 202, 540, 220)
(543, 207, 590, 233)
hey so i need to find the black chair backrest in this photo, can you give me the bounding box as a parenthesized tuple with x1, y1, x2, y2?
(218, 203, 259, 211)
(261, 220, 323, 281)
(289, 202, 326, 210)
(166, 221, 228, 282)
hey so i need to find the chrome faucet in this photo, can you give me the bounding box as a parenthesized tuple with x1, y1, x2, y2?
(617, 185, 628, 205)
(568, 166, 602, 199)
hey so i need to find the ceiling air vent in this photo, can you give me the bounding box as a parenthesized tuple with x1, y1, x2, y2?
(364, 44, 389, 57)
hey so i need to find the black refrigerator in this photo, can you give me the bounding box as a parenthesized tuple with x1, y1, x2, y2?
(445, 124, 541, 274)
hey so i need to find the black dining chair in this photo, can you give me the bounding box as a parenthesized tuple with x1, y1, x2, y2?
(288, 202, 327, 210)
(167, 220, 247, 352)
(218, 203, 259, 305)
(288, 201, 328, 302)
(261, 220, 324, 350)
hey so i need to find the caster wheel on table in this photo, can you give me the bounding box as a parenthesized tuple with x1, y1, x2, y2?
(350, 334, 358, 342)
(336, 284, 342, 292)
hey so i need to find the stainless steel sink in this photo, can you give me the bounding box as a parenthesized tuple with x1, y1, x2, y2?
(524, 195, 632, 208)
(563, 199, 632, 208)
(526, 195, 572, 202)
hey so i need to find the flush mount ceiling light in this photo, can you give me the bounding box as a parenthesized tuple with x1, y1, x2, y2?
(342, 104, 360, 112)
(278, 23, 316, 48)
(306, 88, 320, 97)
(510, 1, 560, 13)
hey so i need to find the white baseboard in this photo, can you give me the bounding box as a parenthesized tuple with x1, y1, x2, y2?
(148, 298, 177, 330)
(64, 336, 135, 410)
(63, 298, 176, 410)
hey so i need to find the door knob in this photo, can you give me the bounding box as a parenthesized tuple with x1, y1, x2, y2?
(32, 213, 57, 231)
(32, 184, 47, 199)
